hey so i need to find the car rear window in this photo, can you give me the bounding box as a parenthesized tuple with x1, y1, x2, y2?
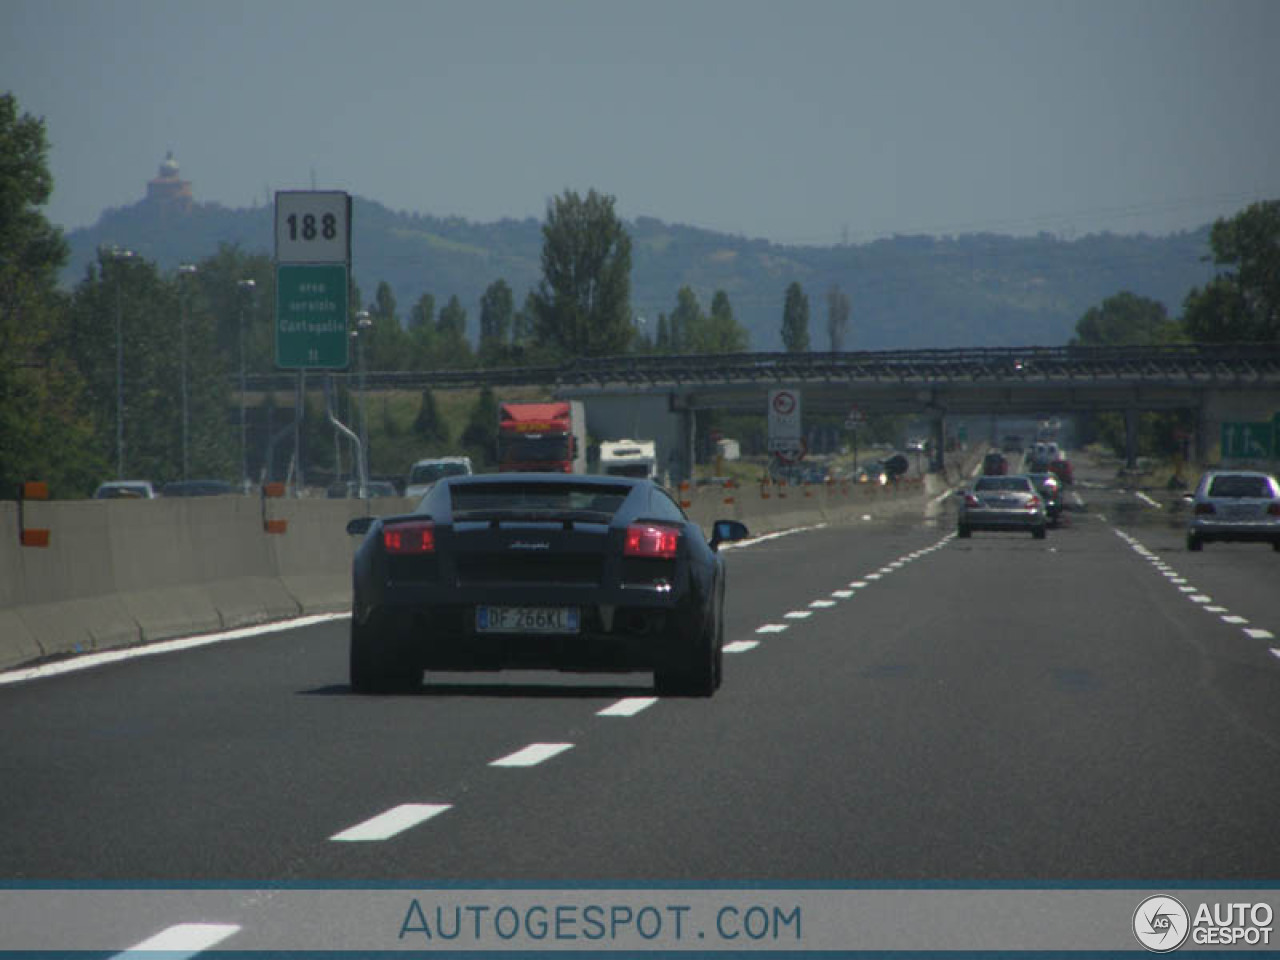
(1208, 475, 1273, 498)
(974, 477, 1031, 492)
(410, 462, 470, 484)
(449, 482, 632, 520)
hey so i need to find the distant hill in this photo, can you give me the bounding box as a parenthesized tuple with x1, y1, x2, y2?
(63, 195, 1214, 351)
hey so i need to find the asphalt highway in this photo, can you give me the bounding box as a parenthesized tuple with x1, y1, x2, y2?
(3, 459, 1279, 886)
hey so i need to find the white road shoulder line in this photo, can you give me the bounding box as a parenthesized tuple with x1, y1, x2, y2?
(112, 923, 242, 958)
(597, 697, 658, 717)
(490, 743, 574, 767)
(330, 803, 451, 842)
(723, 640, 759, 653)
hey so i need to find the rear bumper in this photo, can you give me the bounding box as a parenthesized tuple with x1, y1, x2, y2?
(1187, 522, 1280, 543)
(960, 509, 1044, 531)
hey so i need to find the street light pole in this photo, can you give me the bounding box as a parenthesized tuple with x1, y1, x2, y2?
(355, 309, 372, 496)
(177, 264, 197, 482)
(237, 279, 256, 492)
(102, 247, 136, 480)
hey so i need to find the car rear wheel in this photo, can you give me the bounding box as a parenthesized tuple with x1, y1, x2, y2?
(350, 612, 422, 694)
(1187, 534, 1203, 552)
(655, 610, 718, 698)
(1032, 527, 1046, 540)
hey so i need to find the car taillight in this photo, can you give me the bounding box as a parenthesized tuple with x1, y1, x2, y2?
(625, 523, 681, 559)
(964, 493, 981, 508)
(1028, 495, 1041, 509)
(1194, 503, 1216, 516)
(383, 521, 435, 554)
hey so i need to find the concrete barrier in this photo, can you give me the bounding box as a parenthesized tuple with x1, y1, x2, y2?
(0, 476, 942, 673)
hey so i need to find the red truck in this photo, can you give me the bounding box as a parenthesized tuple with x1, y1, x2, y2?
(497, 400, 587, 473)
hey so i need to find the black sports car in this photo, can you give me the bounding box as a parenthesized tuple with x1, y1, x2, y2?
(345, 473, 749, 696)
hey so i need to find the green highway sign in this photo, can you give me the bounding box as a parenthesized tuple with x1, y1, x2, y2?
(275, 264, 349, 369)
(1220, 421, 1275, 460)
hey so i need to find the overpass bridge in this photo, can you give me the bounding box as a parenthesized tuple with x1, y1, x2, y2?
(245, 345, 1280, 477)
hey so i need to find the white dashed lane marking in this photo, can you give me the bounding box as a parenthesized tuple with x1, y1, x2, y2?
(848, 581, 868, 588)
(756, 624, 789, 634)
(330, 803, 452, 842)
(724, 640, 759, 654)
(112, 923, 242, 958)
(1190, 595, 1212, 604)
(597, 697, 657, 717)
(1222, 615, 1249, 625)
(1245, 629, 1275, 641)
(490, 743, 574, 768)
(785, 611, 813, 620)
(831, 590, 854, 599)
(809, 600, 836, 609)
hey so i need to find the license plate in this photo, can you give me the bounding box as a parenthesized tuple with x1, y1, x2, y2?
(476, 606, 580, 634)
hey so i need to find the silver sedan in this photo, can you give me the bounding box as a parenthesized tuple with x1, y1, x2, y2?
(957, 475, 1047, 540)
(1186, 470, 1280, 552)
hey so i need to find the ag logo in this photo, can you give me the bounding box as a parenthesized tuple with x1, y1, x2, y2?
(1133, 895, 1190, 952)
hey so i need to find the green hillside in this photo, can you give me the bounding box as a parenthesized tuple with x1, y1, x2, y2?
(65, 195, 1214, 352)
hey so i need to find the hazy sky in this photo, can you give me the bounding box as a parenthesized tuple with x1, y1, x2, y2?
(5, 0, 1278, 243)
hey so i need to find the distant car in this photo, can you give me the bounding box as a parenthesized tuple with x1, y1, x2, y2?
(345, 473, 750, 696)
(882, 453, 911, 479)
(93, 481, 156, 499)
(855, 461, 889, 485)
(405, 456, 473, 499)
(957, 475, 1047, 539)
(1186, 470, 1280, 552)
(982, 452, 1009, 476)
(1047, 458, 1074, 486)
(327, 480, 400, 499)
(162, 479, 235, 497)
(1026, 472, 1064, 526)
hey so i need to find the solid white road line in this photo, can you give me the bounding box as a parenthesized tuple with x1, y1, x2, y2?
(490, 743, 574, 768)
(1244, 629, 1275, 641)
(756, 624, 789, 634)
(597, 697, 658, 717)
(0, 613, 350, 687)
(330, 803, 452, 842)
(723, 641, 760, 653)
(112, 923, 242, 959)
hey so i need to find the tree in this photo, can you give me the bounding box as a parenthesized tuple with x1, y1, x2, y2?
(669, 286, 703, 352)
(655, 313, 670, 352)
(1182, 200, 1280, 342)
(706, 289, 750, 353)
(781, 282, 811, 352)
(436, 294, 472, 367)
(1071, 291, 1176, 346)
(459, 386, 499, 466)
(407, 293, 437, 367)
(0, 93, 102, 495)
(411, 387, 448, 448)
(365, 280, 410, 370)
(826, 284, 851, 351)
(531, 188, 633, 358)
(478, 278, 514, 365)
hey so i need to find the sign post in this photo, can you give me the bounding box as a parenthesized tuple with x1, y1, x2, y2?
(843, 405, 865, 470)
(768, 389, 803, 462)
(274, 191, 351, 370)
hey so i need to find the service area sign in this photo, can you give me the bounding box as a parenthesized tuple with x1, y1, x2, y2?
(767, 388, 803, 453)
(275, 191, 351, 264)
(274, 191, 351, 369)
(275, 264, 349, 369)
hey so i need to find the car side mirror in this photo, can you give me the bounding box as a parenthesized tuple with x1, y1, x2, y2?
(346, 516, 375, 536)
(709, 519, 749, 552)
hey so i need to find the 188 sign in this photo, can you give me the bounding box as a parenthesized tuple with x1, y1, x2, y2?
(274, 191, 350, 264)
(285, 213, 338, 242)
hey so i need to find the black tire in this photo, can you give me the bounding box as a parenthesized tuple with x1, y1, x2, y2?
(1272, 540, 1279, 553)
(349, 611, 421, 694)
(1032, 526, 1046, 540)
(1187, 534, 1203, 552)
(655, 606, 718, 698)
(957, 524, 971, 539)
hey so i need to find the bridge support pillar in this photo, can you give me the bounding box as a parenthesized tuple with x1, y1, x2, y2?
(930, 417, 946, 474)
(1124, 406, 1139, 469)
(681, 407, 697, 485)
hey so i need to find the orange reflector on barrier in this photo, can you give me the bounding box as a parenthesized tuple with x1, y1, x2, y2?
(21, 529, 50, 548)
(21, 481, 50, 501)
(264, 519, 288, 535)
(263, 482, 286, 498)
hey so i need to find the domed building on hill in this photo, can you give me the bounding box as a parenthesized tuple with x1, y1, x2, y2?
(144, 151, 193, 212)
